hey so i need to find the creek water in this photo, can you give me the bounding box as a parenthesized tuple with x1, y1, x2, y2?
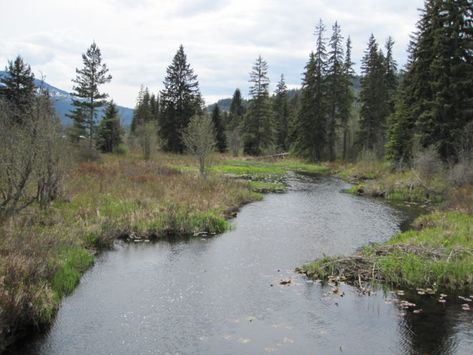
(13, 174, 473, 354)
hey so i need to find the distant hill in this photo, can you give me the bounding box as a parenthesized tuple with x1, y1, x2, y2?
(0, 71, 134, 126)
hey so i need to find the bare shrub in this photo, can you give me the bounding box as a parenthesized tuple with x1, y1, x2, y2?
(227, 128, 241, 157)
(182, 115, 216, 177)
(456, 121, 473, 162)
(0, 94, 66, 220)
(448, 159, 473, 186)
(34, 96, 69, 208)
(135, 122, 158, 160)
(412, 146, 444, 181)
(357, 149, 379, 164)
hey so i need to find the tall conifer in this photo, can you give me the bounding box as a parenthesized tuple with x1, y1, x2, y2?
(242, 56, 273, 155)
(160, 45, 202, 153)
(68, 42, 112, 147)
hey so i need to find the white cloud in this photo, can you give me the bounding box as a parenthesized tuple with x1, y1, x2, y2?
(0, 0, 424, 107)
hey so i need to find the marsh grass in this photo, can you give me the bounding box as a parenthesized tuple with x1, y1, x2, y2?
(211, 158, 329, 178)
(301, 211, 473, 291)
(335, 162, 447, 204)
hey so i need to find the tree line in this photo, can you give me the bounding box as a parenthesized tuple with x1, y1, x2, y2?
(1, 0, 472, 169)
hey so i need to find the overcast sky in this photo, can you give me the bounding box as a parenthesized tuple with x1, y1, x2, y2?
(0, 0, 425, 108)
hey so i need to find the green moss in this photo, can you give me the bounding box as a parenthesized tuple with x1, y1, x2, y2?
(51, 247, 94, 298)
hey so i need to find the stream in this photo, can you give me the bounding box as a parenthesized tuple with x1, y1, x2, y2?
(12, 174, 473, 354)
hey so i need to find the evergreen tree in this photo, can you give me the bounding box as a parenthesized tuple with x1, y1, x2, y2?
(228, 88, 245, 129)
(294, 20, 328, 162)
(326, 21, 345, 160)
(387, 1, 437, 162)
(131, 86, 154, 133)
(159, 45, 203, 153)
(68, 42, 112, 147)
(419, 0, 473, 159)
(242, 56, 273, 155)
(273, 74, 290, 151)
(150, 93, 159, 122)
(97, 101, 123, 153)
(211, 105, 227, 152)
(340, 37, 356, 160)
(387, 0, 473, 162)
(385, 36, 398, 114)
(357, 34, 390, 156)
(0, 56, 35, 122)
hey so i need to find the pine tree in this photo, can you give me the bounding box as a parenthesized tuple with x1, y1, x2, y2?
(387, 0, 473, 162)
(273, 74, 290, 151)
(358, 34, 390, 156)
(150, 93, 159, 122)
(326, 21, 345, 160)
(387, 1, 437, 162)
(340, 37, 355, 160)
(160, 45, 203, 153)
(228, 88, 245, 129)
(131, 86, 154, 133)
(385, 36, 398, 114)
(294, 20, 328, 162)
(0, 56, 35, 122)
(420, 0, 473, 159)
(211, 105, 227, 152)
(97, 101, 123, 153)
(68, 42, 112, 147)
(242, 56, 273, 155)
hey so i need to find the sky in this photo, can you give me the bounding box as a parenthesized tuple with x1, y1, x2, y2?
(0, 0, 425, 108)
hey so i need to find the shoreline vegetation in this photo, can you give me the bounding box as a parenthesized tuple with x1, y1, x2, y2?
(0, 153, 327, 351)
(299, 159, 473, 295)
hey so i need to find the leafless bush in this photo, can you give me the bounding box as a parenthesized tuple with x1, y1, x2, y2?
(412, 146, 444, 181)
(0, 94, 66, 220)
(182, 115, 216, 177)
(227, 128, 241, 157)
(34, 95, 69, 208)
(357, 149, 379, 164)
(448, 159, 473, 186)
(135, 122, 159, 160)
(456, 121, 473, 162)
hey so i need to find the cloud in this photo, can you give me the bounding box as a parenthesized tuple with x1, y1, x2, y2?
(0, 0, 425, 107)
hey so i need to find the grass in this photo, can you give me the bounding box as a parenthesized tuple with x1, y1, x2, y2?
(51, 247, 94, 298)
(212, 158, 328, 179)
(333, 161, 447, 204)
(374, 212, 473, 290)
(247, 181, 286, 193)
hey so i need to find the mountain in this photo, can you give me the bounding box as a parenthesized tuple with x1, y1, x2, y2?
(0, 71, 134, 126)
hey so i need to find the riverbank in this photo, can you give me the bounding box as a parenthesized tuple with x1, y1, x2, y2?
(0, 153, 326, 351)
(300, 161, 473, 293)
